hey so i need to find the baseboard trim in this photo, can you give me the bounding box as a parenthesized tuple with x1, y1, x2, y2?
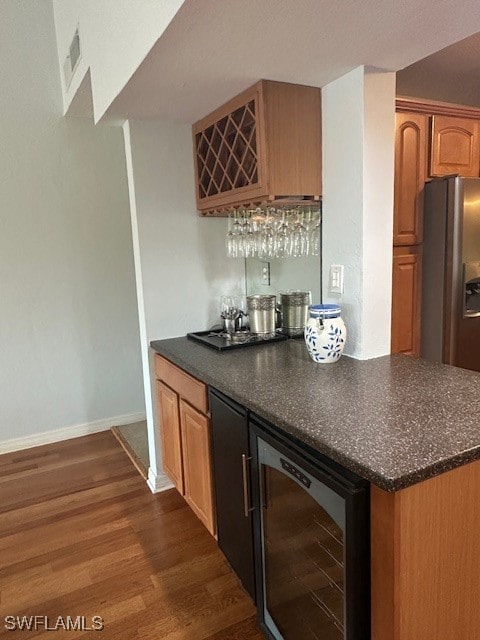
(147, 467, 174, 494)
(0, 411, 146, 455)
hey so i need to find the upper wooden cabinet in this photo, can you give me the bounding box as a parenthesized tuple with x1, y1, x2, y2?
(192, 80, 322, 214)
(430, 115, 480, 177)
(394, 113, 428, 245)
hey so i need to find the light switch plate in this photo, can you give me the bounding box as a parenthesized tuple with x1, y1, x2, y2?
(329, 264, 344, 294)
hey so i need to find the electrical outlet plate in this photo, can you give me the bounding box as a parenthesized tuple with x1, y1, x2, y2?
(329, 265, 344, 294)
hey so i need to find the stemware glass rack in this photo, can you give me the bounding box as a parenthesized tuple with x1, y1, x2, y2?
(226, 203, 321, 259)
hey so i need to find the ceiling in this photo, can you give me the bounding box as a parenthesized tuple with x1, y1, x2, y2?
(397, 31, 480, 107)
(104, 0, 480, 124)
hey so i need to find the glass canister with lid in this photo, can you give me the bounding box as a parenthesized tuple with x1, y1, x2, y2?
(304, 304, 346, 363)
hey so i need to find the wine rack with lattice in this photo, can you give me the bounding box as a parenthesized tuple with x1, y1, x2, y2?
(192, 80, 322, 215)
(195, 100, 259, 200)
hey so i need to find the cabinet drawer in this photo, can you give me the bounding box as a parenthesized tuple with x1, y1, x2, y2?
(154, 354, 208, 414)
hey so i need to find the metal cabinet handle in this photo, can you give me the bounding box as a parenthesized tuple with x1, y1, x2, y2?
(241, 454, 254, 518)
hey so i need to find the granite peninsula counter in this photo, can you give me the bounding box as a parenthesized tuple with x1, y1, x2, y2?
(150, 336, 480, 491)
(151, 336, 480, 639)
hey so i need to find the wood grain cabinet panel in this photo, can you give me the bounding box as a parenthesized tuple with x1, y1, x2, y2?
(179, 399, 216, 536)
(192, 80, 322, 214)
(394, 113, 427, 245)
(155, 381, 184, 494)
(391, 246, 423, 356)
(154, 353, 215, 536)
(430, 115, 480, 177)
(154, 355, 208, 414)
(371, 458, 480, 640)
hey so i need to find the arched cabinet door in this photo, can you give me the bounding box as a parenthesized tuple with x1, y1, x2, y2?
(430, 115, 480, 177)
(394, 113, 428, 245)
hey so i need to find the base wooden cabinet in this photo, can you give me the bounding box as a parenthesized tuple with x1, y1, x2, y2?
(155, 380, 184, 494)
(153, 354, 216, 536)
(371, 458, 480, 640)
(151, 346, 480, 638)
(391, 246, 423, 356)
(179, 399, 215, 534)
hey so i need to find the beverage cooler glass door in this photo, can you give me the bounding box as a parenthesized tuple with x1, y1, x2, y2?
(251, 422, 369, 640)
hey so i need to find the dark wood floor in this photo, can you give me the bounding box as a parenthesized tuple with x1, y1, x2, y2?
(0, 432, 263, 639)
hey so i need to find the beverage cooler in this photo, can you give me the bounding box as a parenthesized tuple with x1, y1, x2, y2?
(249, 417, 370, 640)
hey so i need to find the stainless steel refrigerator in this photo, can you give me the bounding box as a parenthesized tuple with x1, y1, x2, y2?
(422, 177, 480, 372)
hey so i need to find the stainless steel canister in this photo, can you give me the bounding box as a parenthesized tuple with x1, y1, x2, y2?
(247, 294, 277, 336)
(280, 291, 311, 336)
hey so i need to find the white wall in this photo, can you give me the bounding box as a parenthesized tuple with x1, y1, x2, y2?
(0, 0, 144, 446)
(52, 0, 184, 121)
(322, 66, 395, 359)
(123, 119, 245, 488)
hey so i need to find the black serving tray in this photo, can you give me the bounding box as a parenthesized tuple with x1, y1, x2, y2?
(187, 330, 288, 351)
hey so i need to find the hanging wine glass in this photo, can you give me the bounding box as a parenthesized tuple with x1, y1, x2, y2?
(244, 209, 257, 258)
(226, 211, 236, 258)
(258, 208, 275, 259)
(309, 215, 321, 257)
(276, 209, 291, 258)
(291, 208, 309, 257)
(228, 210, 244, 258)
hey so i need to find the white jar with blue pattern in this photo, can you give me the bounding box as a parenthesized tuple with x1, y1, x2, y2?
(304, 304, 346, 363)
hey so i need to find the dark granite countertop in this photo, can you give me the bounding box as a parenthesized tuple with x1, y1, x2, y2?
(150, 337, 480, 491)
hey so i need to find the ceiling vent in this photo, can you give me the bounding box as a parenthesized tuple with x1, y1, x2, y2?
(63, 28, 81, 88)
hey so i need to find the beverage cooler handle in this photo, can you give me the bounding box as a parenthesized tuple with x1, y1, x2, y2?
(241, 454, 254, 518)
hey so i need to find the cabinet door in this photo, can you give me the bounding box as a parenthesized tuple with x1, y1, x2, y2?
(210, 391, 255, 600)
(192, 80, 322, 213)
(430, 115, 480, 177)
(391, 246, 423, 356)
(192, 83, 265, 211)
(155, 381, 184, 493)
(394, 113, 427, 245)
(179, 399, 216, 535)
